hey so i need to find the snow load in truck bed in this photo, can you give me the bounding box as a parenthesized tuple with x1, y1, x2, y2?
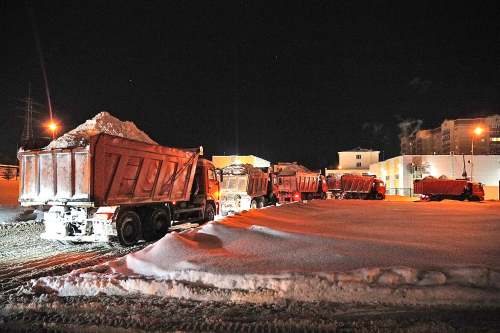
(278, 164, 312, 176)
(44, 111, 157, 150)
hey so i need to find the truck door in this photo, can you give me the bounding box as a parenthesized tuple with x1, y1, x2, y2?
(206, 168, 220, 202)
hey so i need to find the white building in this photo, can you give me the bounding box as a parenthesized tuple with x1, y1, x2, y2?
(325, 148, 380, 176)
(212, 155, 271, 169)
(369, 155, 500, 200)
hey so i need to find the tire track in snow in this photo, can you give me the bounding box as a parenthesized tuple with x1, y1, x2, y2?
(0, 221, 198, 294)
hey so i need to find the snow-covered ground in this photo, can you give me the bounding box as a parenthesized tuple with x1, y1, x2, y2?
(30, 199, 500, 306)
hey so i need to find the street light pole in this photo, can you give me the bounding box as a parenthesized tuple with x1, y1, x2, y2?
(471, 136, 474, 182)
(471, 127, 483, 182)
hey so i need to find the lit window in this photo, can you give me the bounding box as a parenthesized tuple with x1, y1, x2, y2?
(386, 175, 390, 181)
(395, 174, 399, 180)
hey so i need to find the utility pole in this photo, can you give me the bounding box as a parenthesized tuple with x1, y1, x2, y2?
(15, 84, 42, 142)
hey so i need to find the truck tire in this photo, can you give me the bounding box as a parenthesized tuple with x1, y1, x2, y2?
(116, 209, 142, 246)
(204, 203, 215, 222)
(250, 199, 258, 209)
(257, 198, 264, 209)
(142, 206, 171, 241)
(307, 193, 313, 201)
(269, 193, 277, 206)
(376, 193, 384, 200)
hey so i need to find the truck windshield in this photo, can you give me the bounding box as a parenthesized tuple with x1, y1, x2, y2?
(237, 177, 247, 191)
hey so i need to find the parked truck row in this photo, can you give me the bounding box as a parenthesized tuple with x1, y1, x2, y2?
(218, 164, 387, 216)
(23, 132, 483, 247)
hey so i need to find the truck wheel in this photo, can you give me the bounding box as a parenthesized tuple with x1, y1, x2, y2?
(307, 193, 313, 201)
(257, 199, 264, 209)
(116, 209, 142, 246)
(204, 204, 215, 222)
(142, 207, 171, 242)
(250, 199, 258, 209)
(376, 193, 384, 200)
(321, 193, 326, 200)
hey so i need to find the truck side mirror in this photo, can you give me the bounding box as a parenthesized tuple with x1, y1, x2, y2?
(218, 170, 223, 183)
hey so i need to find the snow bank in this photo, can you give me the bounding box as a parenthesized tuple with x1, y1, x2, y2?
(44, 111, 157, 150)
(30, 200, 500, 305)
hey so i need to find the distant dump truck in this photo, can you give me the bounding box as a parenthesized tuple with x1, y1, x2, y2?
(326, 174, 386, 200)
(413, 177, 484, 201)
(220, 165, 277, 215)
(19, 133, 222, 246)
(276, 167, 327, 203)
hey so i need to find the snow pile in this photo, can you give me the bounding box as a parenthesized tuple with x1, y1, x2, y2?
(44, 112, 157, 150)
(222, 164, 253, 175)
(30, 200, 500, 305)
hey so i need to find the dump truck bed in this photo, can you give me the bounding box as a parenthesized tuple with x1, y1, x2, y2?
(414, 179, 468, 196)
(327, 175, 375, 194)
(19, 133, 200, 207)
(247, 168, 269, 197)
(277, 171, 319, 193)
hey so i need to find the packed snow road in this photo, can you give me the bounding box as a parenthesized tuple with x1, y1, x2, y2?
(0, 221, 198, 294)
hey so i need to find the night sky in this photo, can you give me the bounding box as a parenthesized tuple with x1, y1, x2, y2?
(1, 1, 499, 170)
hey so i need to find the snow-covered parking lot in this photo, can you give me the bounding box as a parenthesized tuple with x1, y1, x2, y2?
(1, 197, 500, 332)
(32, 198, 500, 306)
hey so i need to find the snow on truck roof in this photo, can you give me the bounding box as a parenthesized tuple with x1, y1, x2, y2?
(43, 111, 157, 150)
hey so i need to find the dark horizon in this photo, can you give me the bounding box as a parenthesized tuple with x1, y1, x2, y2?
(1, 1, 499, 170)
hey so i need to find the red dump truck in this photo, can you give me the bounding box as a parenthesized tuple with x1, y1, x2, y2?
(276, 170, 327, 203)
(219, 166, 277, 215)
(18, 133, 222, 246)
(326, 174, 386, 200)
(413, 177, 484, 201)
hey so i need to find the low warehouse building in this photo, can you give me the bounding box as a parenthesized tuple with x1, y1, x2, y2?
(369, 155, 500, 200)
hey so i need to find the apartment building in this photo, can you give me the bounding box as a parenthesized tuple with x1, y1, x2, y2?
(400, 114, 500, 156)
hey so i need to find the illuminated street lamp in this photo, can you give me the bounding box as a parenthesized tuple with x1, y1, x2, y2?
(48, 121, 57, 141)
(471, 126, 483, 182)
(338, 165, 342, 172)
